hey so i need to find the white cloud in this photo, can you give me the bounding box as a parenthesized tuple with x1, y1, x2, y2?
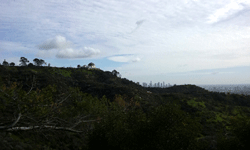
(108, 56, 130, 63)
(132, 57, 141, 62)
(37, 36, 100, 59)
(38, 35, 72, 50)
(207, 1, 250, 23)
(36, 49, 58, 58)
(56, 47, 101, 58)
(108, 55, 141, 63)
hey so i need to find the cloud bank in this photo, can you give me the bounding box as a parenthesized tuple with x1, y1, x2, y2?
(56, 47, 101, 59)
(207, 1, 248, 24)
(37, 36, 100, 59)
(38, 35, 72, 50)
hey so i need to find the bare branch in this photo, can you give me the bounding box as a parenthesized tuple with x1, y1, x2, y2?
(71, 119, 99, 129)
(0, 89, 11, 98)
(6, 125, 83, 133)
(58, 93, 72, 104)
(26, 83, 34, 95)
(0, 113, 22, 130)
(0, 80, 96, 134)
(51, 117, 69, 123)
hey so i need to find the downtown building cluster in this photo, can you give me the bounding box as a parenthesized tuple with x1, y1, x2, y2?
(141, 81, 174, 88)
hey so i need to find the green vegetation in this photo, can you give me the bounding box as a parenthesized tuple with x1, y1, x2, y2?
(78, 68, 93, 75)
(187, 98, 206, 108)
(1, 65, 250, 150)
(4, 66, 18, 71)
(206, 112, 225, 123)
(49, 68, 72, 77)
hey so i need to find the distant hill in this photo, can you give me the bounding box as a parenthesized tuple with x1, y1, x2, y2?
(146, 84, 209, 94)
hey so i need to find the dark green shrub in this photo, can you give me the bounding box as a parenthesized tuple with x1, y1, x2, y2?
(217, 116, 250, 150)
(87, 102, 206, 150)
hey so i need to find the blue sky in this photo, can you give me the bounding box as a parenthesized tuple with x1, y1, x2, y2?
(1, 0, 250, 85)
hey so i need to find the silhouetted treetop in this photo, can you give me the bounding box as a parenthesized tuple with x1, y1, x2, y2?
(19, 57, 29, 66)
(10, 62, 15, 66)
(33, 58, 46, 66)
(112, 70, 119, 77)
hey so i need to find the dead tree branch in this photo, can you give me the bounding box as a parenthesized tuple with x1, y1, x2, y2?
(0, 113, 22, 130)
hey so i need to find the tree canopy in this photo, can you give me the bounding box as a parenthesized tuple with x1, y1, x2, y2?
(33, 58, 46, 66)
(9, 62, 15, 66)
(112, 70, 121, 77)
(19, 57, 29, 66)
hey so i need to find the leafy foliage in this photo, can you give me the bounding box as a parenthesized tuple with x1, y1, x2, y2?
(0, 81, 109, 149)
(19, 57, 29, 66)
(1, 65, 250, 150)
(33, 58, 46, 66)
(87, 99, 206, 150)
(217, 116, 250, 150)
(9, 62, 15, 66)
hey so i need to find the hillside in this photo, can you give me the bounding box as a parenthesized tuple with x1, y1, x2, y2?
(1, 65, 250, 150)
(0, 66, 150, 100)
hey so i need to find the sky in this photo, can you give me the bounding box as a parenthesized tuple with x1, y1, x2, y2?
(1, 0, 250, 85)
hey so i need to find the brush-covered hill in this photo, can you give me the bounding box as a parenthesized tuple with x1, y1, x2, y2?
(1, 65, 250, 150)
(0, 65, 150, 101)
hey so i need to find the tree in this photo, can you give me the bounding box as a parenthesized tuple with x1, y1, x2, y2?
(28, 63, 34, 67)
(88, 102, 204, 150)
(33, 58, 46, 66)
(9, 62, 15, 66)
(112, 70, 120, 77)
(88, 62, 95, 68)
(2, 59, 9, 66)
(217, 116, 250, 150)
(0, 81, 105, 134)
(19, 57, 29, 66)
(77, 64, 81, 68)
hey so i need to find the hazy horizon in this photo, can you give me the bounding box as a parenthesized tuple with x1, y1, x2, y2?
(1, 0, 250, 85)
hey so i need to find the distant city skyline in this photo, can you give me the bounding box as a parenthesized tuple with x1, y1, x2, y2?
(141, 81, 173, 88)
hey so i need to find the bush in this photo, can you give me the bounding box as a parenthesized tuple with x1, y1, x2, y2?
(87, 102, 206, 150)
(217, 116, 250, 150)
